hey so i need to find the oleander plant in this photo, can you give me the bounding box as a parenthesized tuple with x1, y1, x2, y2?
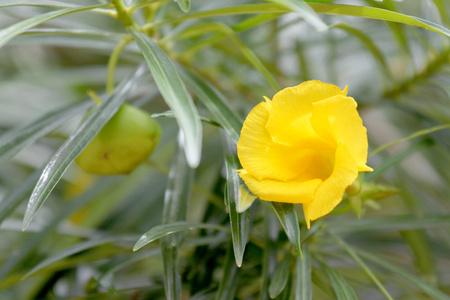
(0, 0, 449, 299)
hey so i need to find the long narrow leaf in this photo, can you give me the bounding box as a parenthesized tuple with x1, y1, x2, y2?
(260, 210, 278, 300)
(317, 257, 358, 300)
(329, 215, 450, 233)
(0, 4, 107, 48)
(333, 23, 393, 82)
(0, 100, 93, 165)
(0, 177, 119, 281)
(175, 0, 190, 13)
(359, 250, 450, 300)
(223, 133, 249, 267)
(367, 142, 430, 181)
(152, 4, 450, 37)
(23, 28, 126, 39)
(171, 22, 280, 91)
(313, 3, 450, 37)
(215, 243, 240, 300)
(400, 230, 436, 285)
(181, 13, 281, 57)
(0, 0, 79, 8)
(24, 235, 138, 279)
(271, 0, 327, 31)
(22, 65, 147, 230)
(330, 233, 394, 300)
(295, 244, 312, 300)
(129, 27, 202, 168)
(180, 68, 242, 144)
(269, 254, 291, 298)
(267, 202, 302, 257)
(0, 168, 42, 225)
(160, 132, 194, 300)
(133, 222, 227, 251)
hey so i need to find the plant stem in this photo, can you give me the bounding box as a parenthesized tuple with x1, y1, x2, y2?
(106, 37, 132, 95)
(111, 0, 136, 27)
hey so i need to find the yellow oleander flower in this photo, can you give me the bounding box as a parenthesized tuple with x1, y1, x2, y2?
(237, 80, 372, 228)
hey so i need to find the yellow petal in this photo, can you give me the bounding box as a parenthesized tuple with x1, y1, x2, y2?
(236, 185, 257, 213)
(303, 145, 358, 228)
(238, 100, 319, 181)
(310, 95, 371, 172)
(265, 81, 346, 148)
(239, 169, 322, 203)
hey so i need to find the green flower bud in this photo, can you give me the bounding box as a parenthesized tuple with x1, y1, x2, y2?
(76, 104, 161, 175)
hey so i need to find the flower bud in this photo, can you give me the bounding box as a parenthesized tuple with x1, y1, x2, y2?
(76, 104, 161, 175)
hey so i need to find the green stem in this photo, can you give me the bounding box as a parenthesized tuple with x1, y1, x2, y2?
(106, 37, 132, 95)
(128, 0, 170, 13)
(87, 89, 102, 105)
(111, 0, 136, 27)
(369, 123, 450, 156)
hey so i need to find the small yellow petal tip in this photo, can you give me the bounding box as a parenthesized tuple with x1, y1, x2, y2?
(359, 164, 374, 172)
(237, 185, 257, 213)
(342, 85, 349, 96)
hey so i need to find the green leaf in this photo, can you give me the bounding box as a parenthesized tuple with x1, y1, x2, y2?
(223, 133, 249, 267)
(161, 132, 194, 229)
(153, 4, 450, 38)
(268, 202, 302, 257)
(175, 0, 190, 13)
(133, 222, 227, 251)
(260, 210, 278, 300)
(330, 233, 394, 300)
(329, 215, 450, 233)
(0, 0, 79, 8)
(310, 3, 450, 38)
(129, 27, 202, 168)
(23, 235, 138, 279)
(160, 132, 194, 300)
(215, 243, 240, 300)
(0, 3, 107, 49)
(432, 0, 449, 25)
(294, 244, 312, 300)
(400, 230, 436, 286)
(271, 0, 327, 31)
(359, 250, 450, 300)
(9, 35, 120, 53)
(95, 248, 161, 291)
(0, 100, 93, 166)
(317, 258, 357, 300)
(0, 177, 119, 282)
(22, 65, 147, 231)
(172, 22, 280, 91)
(151, 110, 221, 127)
(181, 13, 281, 57)
(180, 68, 242, 144)
(333, 23, 393, 83)
(22, 28, 127, 39)
(269, 254, 291, 299)
(0, 168, 41, 225)
(366, 141, 430, 181)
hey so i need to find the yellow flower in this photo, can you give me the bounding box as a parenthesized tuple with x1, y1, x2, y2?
(237, 80, 372, 228)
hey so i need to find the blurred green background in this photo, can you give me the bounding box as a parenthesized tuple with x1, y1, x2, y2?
(0, 0, 449, 299)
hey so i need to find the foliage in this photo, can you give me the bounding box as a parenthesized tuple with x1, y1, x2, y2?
(0, 0, 449, 299)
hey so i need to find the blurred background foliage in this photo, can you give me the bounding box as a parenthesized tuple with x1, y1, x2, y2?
(0, 0, 449, 299)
